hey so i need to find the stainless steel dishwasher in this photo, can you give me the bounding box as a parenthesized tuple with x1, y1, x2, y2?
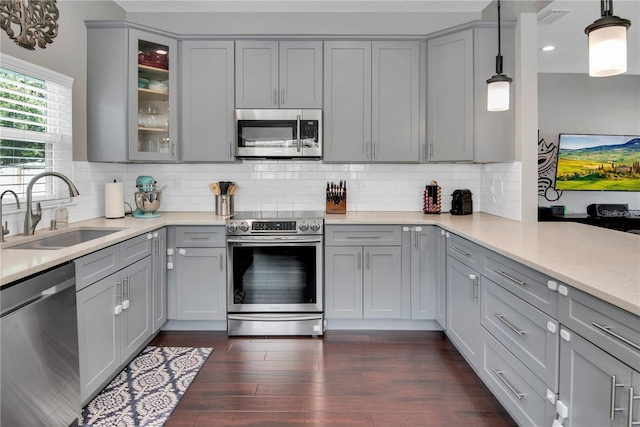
(1, 262, 80, 427)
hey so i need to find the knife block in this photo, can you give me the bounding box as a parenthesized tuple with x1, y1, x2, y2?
(326, 196, 346, 214)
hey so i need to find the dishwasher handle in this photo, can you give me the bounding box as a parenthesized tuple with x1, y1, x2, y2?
(1, 263, 76, 318)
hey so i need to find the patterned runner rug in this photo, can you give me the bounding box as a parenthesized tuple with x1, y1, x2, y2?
(80, 346, 213, 427)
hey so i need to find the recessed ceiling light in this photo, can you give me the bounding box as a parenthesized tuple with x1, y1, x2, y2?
(541, 45, 556, 52)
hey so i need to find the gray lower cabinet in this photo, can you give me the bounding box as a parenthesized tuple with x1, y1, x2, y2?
(556, 285, 640, 426)
(75, 231, 160, 404)
(558, 328, 639, 427)
(446, 255, 481, 366)
(76, 256, 152, 404)
(151, 228, 167, 332)
(325, 225, 402, 319)
(180, 40, 235, 161)
(406, 225, 438, 320)
(169, 226, 227, 321)
(323, 40, 420, 162)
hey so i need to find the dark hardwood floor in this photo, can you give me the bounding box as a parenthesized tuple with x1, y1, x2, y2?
(149, 330, 517, 427)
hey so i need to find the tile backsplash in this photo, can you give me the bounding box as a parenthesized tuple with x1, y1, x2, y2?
(1, 160, 522, 237)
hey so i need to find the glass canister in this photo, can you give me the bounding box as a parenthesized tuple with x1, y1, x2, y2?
(423, 180, 442, 214)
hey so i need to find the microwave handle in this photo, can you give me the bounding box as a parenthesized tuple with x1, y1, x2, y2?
(296, 114, 301, 152)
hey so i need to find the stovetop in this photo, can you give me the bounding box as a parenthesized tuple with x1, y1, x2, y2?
(226, 211, 324, 235)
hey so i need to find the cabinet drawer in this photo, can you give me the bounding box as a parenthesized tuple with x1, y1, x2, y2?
(483, 251, 558, 317)
(481, 277, 558, 389)
(75, 245, 119, 291)
(480, 328, 555, 427)
(325, 225, 401, 246)
(120, 232, 153, 266)
(175, 226, 226, 247)
(446, 232, 483, 268)
(560, 286, 640, 371)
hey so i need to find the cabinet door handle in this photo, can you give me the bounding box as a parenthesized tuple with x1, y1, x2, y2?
(154, 235, 160, 254)
(429, 142, 433, 158)
(493, 269, 527, 287)
(357, 251, 362, 270)
(220, 254, 224, 271)
(451, 245, 470, 257)
(189, 236, 211, 240)
(229, 141, 233, 159)
(281, 88, 285, 105)
(469, 274, 477, 300)
(273, 88, 277, 105)
(346, 235, 380, 239)
(593, 322, 640, 351)
(366, 251, 371, 270)
(494, 314, 525, 336)
(373, 143, 377, 159)
(365, 142, 370, 159)
(628, 387, 640, 427)
(414, 230, 418, 249)
(115, 279, 123, 304)
(171, 141, 176, 157)
(611, 375, 625, 420)
(492, 368, 524, 400)
(296, 115, 301, 152)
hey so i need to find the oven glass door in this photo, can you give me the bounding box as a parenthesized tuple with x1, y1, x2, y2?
(227, 239, 323, 313)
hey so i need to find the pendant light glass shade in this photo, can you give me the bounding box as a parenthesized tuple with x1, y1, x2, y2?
(486, 0, 512, 112)
(585, 0, 631, 77)
(487, 76, 512, 111)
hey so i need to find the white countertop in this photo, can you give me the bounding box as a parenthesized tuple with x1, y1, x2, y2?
(2, 211, 639, 316)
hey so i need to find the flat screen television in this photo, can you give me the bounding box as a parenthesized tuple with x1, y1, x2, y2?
(554, 133, 640, 191)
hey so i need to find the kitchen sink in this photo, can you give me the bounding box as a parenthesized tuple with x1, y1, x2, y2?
(5, 228, 125, 250)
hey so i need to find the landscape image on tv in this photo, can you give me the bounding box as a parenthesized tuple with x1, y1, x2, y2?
(555, 134, 640, 191)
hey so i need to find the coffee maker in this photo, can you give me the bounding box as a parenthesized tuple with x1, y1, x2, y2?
(450, 189, 473, 215)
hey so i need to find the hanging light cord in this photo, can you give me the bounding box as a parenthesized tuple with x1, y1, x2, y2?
(496, 0, 504, 75)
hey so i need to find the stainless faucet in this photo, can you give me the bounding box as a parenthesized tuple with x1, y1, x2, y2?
(1, 190, 21, 242)
(24, 172, 80, 236)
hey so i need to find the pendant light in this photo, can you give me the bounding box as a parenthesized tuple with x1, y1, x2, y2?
(585, 0, 631, 77)
(486, 0, 513, 112)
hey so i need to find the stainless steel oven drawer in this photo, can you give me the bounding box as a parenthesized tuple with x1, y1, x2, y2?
(228, 313, 324, 336)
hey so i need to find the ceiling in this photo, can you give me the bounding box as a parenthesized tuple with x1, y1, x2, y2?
(113, 0, 639, 75)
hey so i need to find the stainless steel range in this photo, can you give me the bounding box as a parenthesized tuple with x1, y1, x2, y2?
(226, 211, 324, 336)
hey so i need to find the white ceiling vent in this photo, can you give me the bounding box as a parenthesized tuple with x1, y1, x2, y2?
(538, 9, 571, 24)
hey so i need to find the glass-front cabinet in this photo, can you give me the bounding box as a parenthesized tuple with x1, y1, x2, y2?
(129, 29, 178, 161)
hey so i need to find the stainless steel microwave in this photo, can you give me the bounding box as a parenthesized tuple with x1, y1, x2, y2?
(234, 109, 322, 158)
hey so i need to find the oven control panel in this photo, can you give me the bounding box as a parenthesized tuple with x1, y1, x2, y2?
(226, 219, 323, 235)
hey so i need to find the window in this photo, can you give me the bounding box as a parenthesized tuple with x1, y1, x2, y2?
(0, 53, 73, 202)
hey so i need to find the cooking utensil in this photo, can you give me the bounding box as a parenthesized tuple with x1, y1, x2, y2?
(228, 182, 240, 195)
(209, 183, 220, 195)
(219, 181, 233, 195)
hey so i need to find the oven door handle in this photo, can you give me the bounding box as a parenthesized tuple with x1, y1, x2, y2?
(227, 238, 322, 244)
(228, 314, 323, 321)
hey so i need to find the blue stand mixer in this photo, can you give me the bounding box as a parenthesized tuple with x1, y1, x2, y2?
(133, 175, 166, 218)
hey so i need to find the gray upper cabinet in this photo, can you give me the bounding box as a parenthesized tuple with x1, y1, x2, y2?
(180, 40, 235, 162)
(427, 30, 474, 162)
(235, 40, 322, 108)
(371, 41, 420, 162)
(323, 41, 371, 162)
(324, 41, 420, 163)
(427, 27, 515, 162)
(86, 23, 178, 162)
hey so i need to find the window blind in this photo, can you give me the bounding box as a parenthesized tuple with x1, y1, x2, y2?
(0, 53, 73, 201)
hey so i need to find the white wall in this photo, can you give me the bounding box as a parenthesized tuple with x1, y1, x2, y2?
(538, 73, 640, 213)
